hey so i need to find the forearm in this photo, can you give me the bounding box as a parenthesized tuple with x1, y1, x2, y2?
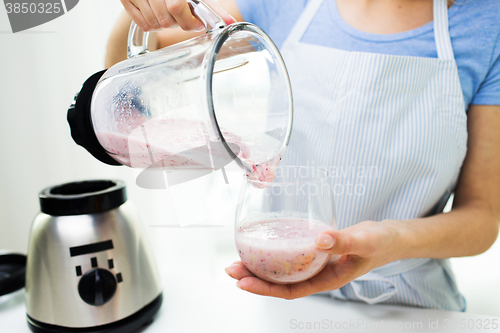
(391, 204, 499, 260)
(392, 105, 500, 261)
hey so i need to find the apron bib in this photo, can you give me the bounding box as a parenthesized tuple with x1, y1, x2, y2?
(280, 0, 467, 307)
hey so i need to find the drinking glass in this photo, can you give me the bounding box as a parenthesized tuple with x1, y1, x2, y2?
(234, 166, 336, 284)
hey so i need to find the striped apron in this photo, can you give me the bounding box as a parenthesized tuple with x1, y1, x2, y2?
(280, 0, 468, 310)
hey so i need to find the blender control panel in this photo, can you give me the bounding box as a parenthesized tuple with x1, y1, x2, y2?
(70, 240, 123, 306)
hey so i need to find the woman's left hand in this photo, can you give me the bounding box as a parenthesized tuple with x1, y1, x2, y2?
(225, 220, 407, 299)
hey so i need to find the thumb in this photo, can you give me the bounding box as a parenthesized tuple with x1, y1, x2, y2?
(315, 230, 361, 256)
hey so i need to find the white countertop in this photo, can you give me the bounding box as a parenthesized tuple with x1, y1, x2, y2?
(2, 174, 499, 333)
(1, 273, 499, 333)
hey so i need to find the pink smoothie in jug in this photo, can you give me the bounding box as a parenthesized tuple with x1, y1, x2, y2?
(96, 118, 281, 183)
(235, 218, 332, 284)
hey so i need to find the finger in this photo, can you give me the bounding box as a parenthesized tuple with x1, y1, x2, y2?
(237, 277, 319, 300)
(236, 277, 294, 299)
(149, 0, 176, 28)
(166, 0, 205, 31)
(225, 262, 255, 280)
(235, 261, 354, 299)
(133, 0, 162, 30)
(121, 0, 152, 31)
(316, 230, 363, 256)
(203, 0, 237, 25)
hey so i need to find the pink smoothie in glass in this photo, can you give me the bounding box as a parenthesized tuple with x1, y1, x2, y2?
(235, 218, 332, 284)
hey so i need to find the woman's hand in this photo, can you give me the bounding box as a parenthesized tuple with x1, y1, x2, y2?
(226, 106, 500, 300)
(225, 220, 407, 299)
(120, 0, 237, 32)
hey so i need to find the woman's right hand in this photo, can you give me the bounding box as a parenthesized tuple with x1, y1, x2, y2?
(120, 0, 237, 32)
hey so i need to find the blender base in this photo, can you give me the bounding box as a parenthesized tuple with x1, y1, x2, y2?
(27, 293, 163, 333)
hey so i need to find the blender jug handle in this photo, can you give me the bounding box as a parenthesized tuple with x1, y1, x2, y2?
(127, 23, 149, 58)
(127, 0, 227, 58)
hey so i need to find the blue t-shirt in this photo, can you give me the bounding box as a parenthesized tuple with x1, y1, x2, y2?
(235, 0, 500, 108)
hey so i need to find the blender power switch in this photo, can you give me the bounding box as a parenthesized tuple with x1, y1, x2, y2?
(78, 268, 117, 306)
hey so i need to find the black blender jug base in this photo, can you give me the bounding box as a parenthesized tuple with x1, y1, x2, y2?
(27, 293, 162, 333)
(67, 70, 122, 166)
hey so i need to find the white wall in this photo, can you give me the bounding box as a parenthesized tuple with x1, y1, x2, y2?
(0, 0, 240, 285)
(0, 0, 498, 317)
(0, 5, 244, 322)
(0, 1, 125, 252)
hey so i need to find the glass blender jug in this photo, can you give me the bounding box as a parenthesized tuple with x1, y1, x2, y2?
(68, 0, 293, 183)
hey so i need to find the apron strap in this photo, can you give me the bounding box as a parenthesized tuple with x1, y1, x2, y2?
(286, 0, 324, 44)
(350, 273, 398, 305)
(289, 0, 455, 61)
(330, 258, 431, 304)
(330, 272, 398, 305)
(433, 0, 455, 60)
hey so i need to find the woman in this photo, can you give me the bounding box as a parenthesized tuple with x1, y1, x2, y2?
(107, 0, 500, 311)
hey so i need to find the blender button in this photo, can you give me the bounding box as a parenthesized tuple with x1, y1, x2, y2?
(116, 273, 123, 283)
(91, 257, 98, 268)
(76, 266, 82, 276)
(108, 259, 114, 269)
